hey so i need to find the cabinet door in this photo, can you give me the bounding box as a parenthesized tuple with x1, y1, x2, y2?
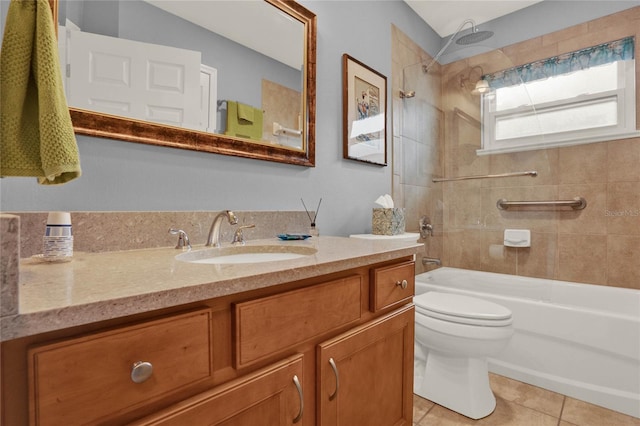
(132, 354, 304, 426)
(317, 305, 414, 426)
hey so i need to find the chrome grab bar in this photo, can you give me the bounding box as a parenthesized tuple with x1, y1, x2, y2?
(497, 197, 587, 210)
(433, 170, 537, 183)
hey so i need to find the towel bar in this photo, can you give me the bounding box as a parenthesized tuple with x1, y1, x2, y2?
(433, 171, 537, 183)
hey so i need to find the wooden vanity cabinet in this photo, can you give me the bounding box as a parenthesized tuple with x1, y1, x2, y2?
(3, 257, 415, 426)
(130, 354, 305, 426)
(27, 309, 214, 426)
(317, 306, 414, 426)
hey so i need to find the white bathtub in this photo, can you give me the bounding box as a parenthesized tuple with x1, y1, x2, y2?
(415, 267, 640, 418)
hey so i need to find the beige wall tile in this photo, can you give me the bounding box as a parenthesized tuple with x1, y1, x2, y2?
(417, 235, 442, 273)
(516, 232, 557, 279)
(608, 137, 640, 182)
(502, 36, 544, 65)
(443, 229, 482, 270)
(607, 235, 640, 289)
(404, 184, 430, 233)
(542, 22, 589, 47)
(482, 186, 560, 233)
(557, 234, 607, 284)
(558, 184, 607, 235)
(446, 181, 483, 229)
(558, 142, 608, 184)
(486, 149, 558, 188)
(606, 182, 640, 235)
(428, 187, 444, 228)
(393, 135, 403, 178)
(558, 29, 632, 57)
(480, 230, 517, 274)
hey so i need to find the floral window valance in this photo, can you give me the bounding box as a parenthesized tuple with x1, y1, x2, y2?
(485, 36, 635, 89)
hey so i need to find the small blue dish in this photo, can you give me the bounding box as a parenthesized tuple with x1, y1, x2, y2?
(277, 234, 312, 240)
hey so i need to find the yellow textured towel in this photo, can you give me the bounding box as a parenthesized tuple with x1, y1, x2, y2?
(236, 102, 254, 124)
(1, 0, 81, 185)
(225, 101, 263, 141)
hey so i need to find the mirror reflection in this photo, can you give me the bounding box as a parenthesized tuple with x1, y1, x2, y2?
(56, 0, 309, 153)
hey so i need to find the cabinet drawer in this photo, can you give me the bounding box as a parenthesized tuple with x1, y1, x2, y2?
(28, 308, 213, 426)
(234, 275, 362, 368)
(370, 261, 415, 312)
(131, 354, 304, 426)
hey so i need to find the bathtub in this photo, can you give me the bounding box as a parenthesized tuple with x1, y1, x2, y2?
(415, 267, 640, 419)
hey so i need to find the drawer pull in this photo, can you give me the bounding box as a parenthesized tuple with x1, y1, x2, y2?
(292, 375, 304, 423)
(131, 361, 153, 383)
(396, 279, 408, 289)
(328, 357, 340, 401)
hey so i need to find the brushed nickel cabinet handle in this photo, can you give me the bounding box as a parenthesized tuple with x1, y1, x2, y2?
(292, 375, 304, 423)
(396, 279, 408, 289)
(328, 357, 339, 401)
(130, 361, 153, 384)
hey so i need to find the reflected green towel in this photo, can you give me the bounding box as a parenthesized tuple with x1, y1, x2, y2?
(237, 102, 254, 124)
(1, 0, 81, 185)
(225, 101, 263, 141)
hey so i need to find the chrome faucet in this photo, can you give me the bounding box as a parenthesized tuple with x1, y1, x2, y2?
(206, 210, 238, 247)
(232, 224, 256, 245)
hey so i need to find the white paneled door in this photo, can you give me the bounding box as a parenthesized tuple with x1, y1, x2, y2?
(65, 29, 202, 130)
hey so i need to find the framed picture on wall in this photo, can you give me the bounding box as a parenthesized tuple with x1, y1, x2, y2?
(342, 54, 387, 166)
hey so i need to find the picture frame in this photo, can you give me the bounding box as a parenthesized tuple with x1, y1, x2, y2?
(342, 54, 387, 166)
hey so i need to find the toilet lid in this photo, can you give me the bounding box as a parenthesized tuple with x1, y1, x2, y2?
(414, 292, 512, 326)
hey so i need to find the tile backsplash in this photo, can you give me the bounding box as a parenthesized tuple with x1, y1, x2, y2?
(8, 211, 312, 259)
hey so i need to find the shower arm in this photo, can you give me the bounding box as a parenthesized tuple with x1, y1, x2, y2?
(424, 19, 476, 73)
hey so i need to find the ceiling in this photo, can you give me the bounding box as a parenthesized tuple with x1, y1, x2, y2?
(404, 0, 544, 37)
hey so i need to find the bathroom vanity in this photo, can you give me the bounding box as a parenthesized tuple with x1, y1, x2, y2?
(1, 236, 420, 425)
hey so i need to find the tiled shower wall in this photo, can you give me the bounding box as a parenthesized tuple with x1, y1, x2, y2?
(391, 25, 444, 275)
(392, 7, 640, 289)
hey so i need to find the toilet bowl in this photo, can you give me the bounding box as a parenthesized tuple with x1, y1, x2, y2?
(413, 291, 514, 419)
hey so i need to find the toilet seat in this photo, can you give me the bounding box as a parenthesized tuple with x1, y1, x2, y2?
(414, 292, 513, 327)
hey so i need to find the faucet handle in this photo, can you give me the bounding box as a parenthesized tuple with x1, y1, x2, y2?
(169, 228, 191, 250)
(232, 224, 255, 245)
(419, 216, 434, 238)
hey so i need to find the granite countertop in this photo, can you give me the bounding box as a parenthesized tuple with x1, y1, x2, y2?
(1, 236, 422, 341)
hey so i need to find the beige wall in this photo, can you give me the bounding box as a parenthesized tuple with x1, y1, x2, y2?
(392, 8, 640, 289)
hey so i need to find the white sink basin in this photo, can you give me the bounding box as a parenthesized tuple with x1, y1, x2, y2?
(175, 245, 317, 265)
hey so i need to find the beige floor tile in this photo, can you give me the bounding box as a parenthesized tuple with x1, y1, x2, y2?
(416, 395, 559, 426)
(561, 397, 640, 426)
(489, 373, 565, 418)
(413, 394, 435, 424)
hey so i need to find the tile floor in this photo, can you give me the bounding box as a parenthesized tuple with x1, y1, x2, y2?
(413, 373, 640, 426)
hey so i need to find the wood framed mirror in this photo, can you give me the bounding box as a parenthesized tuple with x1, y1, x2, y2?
(50, 0, 316, 166)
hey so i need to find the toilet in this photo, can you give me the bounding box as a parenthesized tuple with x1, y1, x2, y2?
(413, 291, 514, 419)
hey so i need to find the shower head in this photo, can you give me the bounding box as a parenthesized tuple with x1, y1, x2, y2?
(456, 29, 494, 45)
(423, 19, 494, 73)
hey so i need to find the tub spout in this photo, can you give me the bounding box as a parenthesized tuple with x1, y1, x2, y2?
(422, 257, 441, 266)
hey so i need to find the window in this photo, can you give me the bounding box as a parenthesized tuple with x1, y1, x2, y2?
(479, 37, 638, 155)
